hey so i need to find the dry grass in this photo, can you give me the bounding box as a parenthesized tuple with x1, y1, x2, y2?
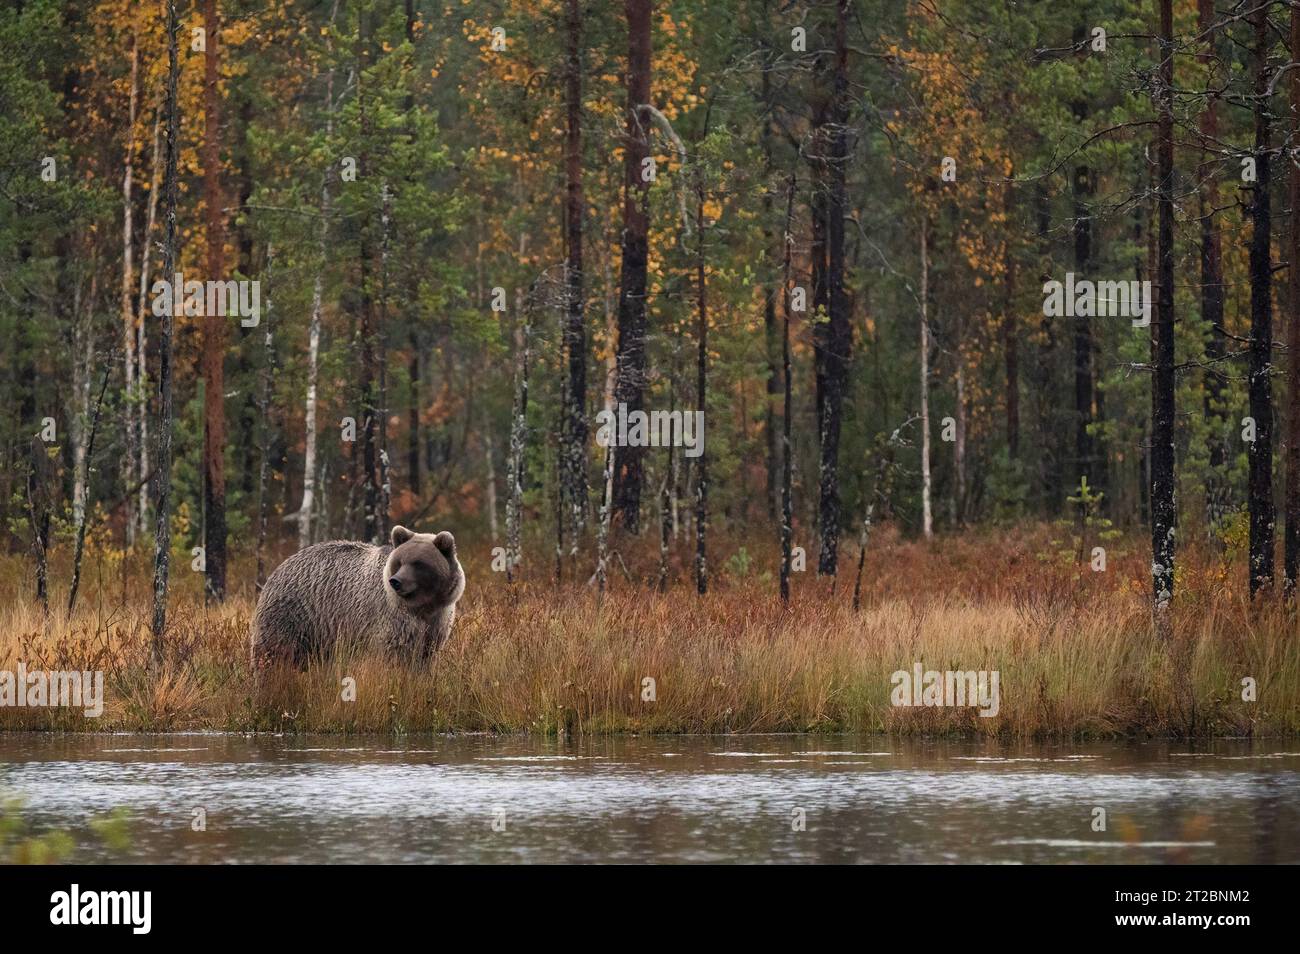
(0, 524, 1295, 737)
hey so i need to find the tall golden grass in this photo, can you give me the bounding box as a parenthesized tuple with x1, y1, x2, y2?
(0, 525, 1295, 737)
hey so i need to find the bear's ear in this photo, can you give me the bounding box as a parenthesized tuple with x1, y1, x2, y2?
(390, 525, 415, 547)
(434, 531, 456, 558)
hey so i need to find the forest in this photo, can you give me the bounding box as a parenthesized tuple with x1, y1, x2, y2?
(0, 0, 1297, 736)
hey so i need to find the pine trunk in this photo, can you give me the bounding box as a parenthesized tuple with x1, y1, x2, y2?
(506, 295, 531, 584)
(815, 0, 851, 576)
(1071, 117, 1094, 494)
(135, 110, 162, 542)
(201, 0, 227, 600)
(298, 36, 335, 551)
(1248, 3, 1275, 596)
(1151, 0, 1177, 616)
(612, 0, 652, 533)
(563, 0, 588, 542)
(357, 14, 380, 544)
(151, 0, 182, 660)
(1287, 0, 1300, 592)
(121, 34, 139, 547)
(779, 174, 796, 603)
(1003, 233, 1019, 459)
(694, 185, 708, 596)
(920, 217, 933, 539)
(1199, 0, 1228, 528)
(255, 248, 276, 589)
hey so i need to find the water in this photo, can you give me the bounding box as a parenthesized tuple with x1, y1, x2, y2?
(1, 734, 1296, 864)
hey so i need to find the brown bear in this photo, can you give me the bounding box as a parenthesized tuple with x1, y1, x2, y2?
(250, 525, 465, 667)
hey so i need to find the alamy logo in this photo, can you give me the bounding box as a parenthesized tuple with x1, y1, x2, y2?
(151, 272, 261, 327)
(50, 884, 151, 934)
(0, 664, 103, 717)
(595, 402, 705, 458)
(1042, 272, 1151, 327)
(890, 663, 1000, 718)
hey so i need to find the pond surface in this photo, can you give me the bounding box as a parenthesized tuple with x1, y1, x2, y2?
(1, 734, 1296, 863)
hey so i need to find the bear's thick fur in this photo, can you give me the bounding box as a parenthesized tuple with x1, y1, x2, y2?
(251, 525, 465, 666)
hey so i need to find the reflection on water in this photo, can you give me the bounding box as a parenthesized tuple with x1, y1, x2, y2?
(1, 734, 1296, 864)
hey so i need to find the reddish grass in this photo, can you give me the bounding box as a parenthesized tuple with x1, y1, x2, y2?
(0, 524, 1294, 737)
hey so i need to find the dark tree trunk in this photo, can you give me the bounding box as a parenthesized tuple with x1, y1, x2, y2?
(1032, 182, 1063, 512)
(121, 35, 139, 547)
(377, 183, 392, 539)
(1248, 3, 1275, 596)
(810, 119, 829, 438)
(564, 0, 588, 542)
(920, 217, 933, 537)
(815, 0, 851, 576)
(1137, 153, 1153, 526)
(1151, 0, 1177, 615)
(26, 437, 52, 617)
(255, 249, 277, 590)
(1199, 0, 1227, 528)
(658, 443, 671, 590)
(404, 1, 422, 500)
(408, 332, 422, 495)
(506, 294, 530, 584)
(68, 366, 111, 615)
(151, 0, 181, 661)
(357, 12, 381, 543)
(612, 0, 652, 533)
(1071, 98, 1095, 495)
(1288, 0, 1300, 593)
(201, 0, 227, 600)
(695, 183, 708, 596)
(1003, 235, 1019, 459)
(764, 255, 780, 520)
(761, 63, 780, 521)
(554, 406, 565, 584)
(779, 174, 796, 604)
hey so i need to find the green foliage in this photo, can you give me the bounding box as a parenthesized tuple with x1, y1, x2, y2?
(986, 449, 1031, 523)
(1217, 509, 1250, 559)
(0, 796, 131, 864)
(725, 546, 753, 578)
(1048, 476, 1122, 566)
(0, 0, 1286, 590)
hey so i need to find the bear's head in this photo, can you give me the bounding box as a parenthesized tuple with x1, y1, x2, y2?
(384, 525, 465, 614)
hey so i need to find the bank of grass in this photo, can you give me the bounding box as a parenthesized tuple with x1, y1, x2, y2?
(0, 525, 1295, 736)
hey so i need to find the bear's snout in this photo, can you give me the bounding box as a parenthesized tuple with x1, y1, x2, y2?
(389, 576, 404, 594)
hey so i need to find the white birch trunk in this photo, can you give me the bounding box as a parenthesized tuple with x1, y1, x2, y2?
(505, 291, 530, 582)
(297, 48, 336, 550)
(121, 35, 139, 545)
(135, 107, 162, 540)
(482, 405, 499, 542)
